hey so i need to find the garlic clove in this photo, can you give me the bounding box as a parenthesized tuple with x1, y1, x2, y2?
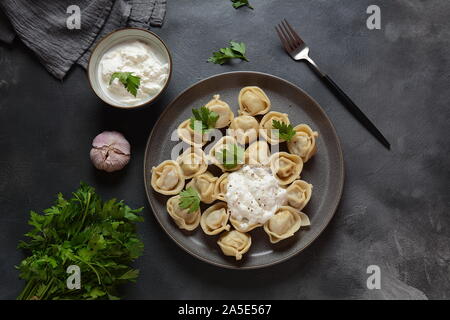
(90, 131, 131, 172)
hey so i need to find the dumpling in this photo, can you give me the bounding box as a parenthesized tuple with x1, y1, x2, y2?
(213, 172, 229, 201)
(245, 140, 271, 165)
(263, 206, 302, 243)
(177, 119, 208, 147)
(298, 212, 311, 227)
(228, 115, 259, 145)
(238, 86, 271, 116)
(166, 195, 201, 231)
(229, 216, 262, 233)
(151, 160, 185, 195)
(177, 147, 208, 179)
(286, 180, 313, 210)
(287, 124, 318, 163)
(205, 94, 234, 128)
(208, 136, 244, 172)
(186, 171, 218, 204)
(270, 152, 303, 185)
(217, 230, 252, 261)
(259, 111, 290, 144)
(200, 202, 230, 235)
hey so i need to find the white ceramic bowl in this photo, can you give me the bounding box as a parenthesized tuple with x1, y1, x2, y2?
(88, 28, 172, 109)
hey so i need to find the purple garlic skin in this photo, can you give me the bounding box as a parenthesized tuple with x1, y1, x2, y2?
(90, 131, 131, 172)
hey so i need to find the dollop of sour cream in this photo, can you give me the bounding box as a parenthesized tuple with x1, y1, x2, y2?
(98, 40, 169, 105)
(225, 165, 287, 228)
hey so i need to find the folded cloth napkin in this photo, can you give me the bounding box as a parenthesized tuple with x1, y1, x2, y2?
(0, 0, 166, 79)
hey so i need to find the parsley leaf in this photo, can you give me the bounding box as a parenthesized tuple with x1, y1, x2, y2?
(216, 144, 245, 169)
(207, 41, 249, 65)
(272, 120, 296, 141)
(16, 182, 144, 300)
(189, 106, 219, 133)
(110, 72, 141, 97)
(179, 187, 201, 213)
(231, 0, 253, 9)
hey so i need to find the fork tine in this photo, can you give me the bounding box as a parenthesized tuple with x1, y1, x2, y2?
(283, 19, 304, 46)
(278, 21, 296, 50)
(275, 25, 292, 52)
(277, 23, 295, 51)
(280, 20, 296, 46)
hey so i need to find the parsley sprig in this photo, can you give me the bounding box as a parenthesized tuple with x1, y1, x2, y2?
(110, 72, 141, 97)
(207, 41, 249, 65)
(179, 187, 201, 213)
(272, 120, 296, 141)
(231, 0, 253, 9)
(16, 183, 144, 300)
(216, 144, 245, 169)
(190, 106, 219, 133)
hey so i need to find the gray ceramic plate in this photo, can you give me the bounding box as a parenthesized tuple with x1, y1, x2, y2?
(144, 71, 344, 269)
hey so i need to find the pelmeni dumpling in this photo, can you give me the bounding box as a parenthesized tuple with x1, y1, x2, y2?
(238, 86, 271, 116)
(166, 195, 201, 231)
(208, 136, 244, 172)
(213, 172, 229, 201)
(200, 202, 230, 235)
(298, 212, 311, 227)
(205, 94, 234, 128)
(270, 152, 303, 185)
(177, 119, 209, 147)
(177, 147, 208, 179)
(186, 171, 218, 204)
(263, 206, 303, 243)
(286, 180, 313, 210)
(245, 140, 271, 165)
(230, 216, 262, 233)
(259, 111, 290, 144)
(151, 160, 185, 195)
(287, 124, 319, 163)
(228, 115, 259, 145)
(217, 230, 252, 261)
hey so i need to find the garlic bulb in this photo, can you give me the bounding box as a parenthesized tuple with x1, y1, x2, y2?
(90, 131, 131, 172)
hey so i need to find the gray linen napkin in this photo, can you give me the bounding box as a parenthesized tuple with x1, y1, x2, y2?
(0, 0, 166, 79)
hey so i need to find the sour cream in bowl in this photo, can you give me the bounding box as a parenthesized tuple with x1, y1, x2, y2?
(88, 28, 172, 109)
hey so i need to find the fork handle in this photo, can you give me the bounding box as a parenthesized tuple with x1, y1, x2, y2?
(306, 60, 390, 149)
(320, 74, 391, 149)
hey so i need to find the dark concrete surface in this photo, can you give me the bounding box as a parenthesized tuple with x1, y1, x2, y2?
(0, 0, 448, 299)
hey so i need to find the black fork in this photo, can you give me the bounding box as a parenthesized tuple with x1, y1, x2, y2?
(276, 19, 390, 150)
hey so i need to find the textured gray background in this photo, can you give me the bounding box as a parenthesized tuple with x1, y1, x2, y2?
(0, 0, 448, 299)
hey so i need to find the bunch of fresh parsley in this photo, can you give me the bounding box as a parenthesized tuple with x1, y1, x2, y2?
(110, 72, 141, 97)
(272, 120, 296, 141)
(208, 41, 249, 65)
(190, 106, 219, 133)
(16, 183, 144, 300)
(216, 144, 245, 169)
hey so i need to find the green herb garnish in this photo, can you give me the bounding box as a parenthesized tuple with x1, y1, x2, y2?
(189, 106, 219, 133)
(16, 182, 144, 300)
(110, 72, 141, 97)
(179, 187, 201, 213)
(272, 120, 296, 141)
(207, 41, 249, 65)
(230, 0, 253, 9)
(216, 144, 245, 169)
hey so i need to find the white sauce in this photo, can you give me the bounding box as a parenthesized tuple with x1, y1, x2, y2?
(225, 165, 287, 228)
(98, 40, 169, 106)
